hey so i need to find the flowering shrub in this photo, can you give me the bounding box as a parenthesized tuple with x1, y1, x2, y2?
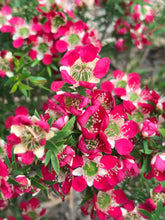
(0, 0, 165, 220)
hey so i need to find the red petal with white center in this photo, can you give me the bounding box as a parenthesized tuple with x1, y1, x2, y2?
(114, 87, 126, 97)
(110, 104, 127, 120)
(15, 106, 29, 116)
(29, 49, 37, 59)
(60, 50, 79, 66)
(13, 37, 24, 48)
(20, 151, 35, 165)
(100, 155, 117, 170)
(128, 73, 141, 90)
(1, 25, 12, 33)
(51, 81, 65, 92)
(71, 155, 83, 168)
(79, 81, 96, 89)
(107, 207, 122, 219)
(35, 120, 49, 132)
(93, 175, 109, 189)
(13, 115, 32, 125)
(115, 138, 133, 155)
(113, 189, 127, 204)
(154, 154, 165, 172)
(43, 20, 51, 33)
(1, 6, 11, 15)
(28, 197, 40, 209)
(41, 165, 56, 181)
(61, 69, 77, 85)
(93, 57, 110, 78)
(101, 81, 114, 92)
(121, 120, 139, 138)
(123, 199, 135, 211)
(80, 44, 98, 63)
(62, 174, 72, 195)
(42, 54, 52, 65)
(72, 176, 87, 192)
(7, 133, 21, 145)
(5, 116, 14, 129)
(0, 160, 8, 177)
(113, 70, 125, 79)
(123, 100, 135, 114)
(0, 178, 12, 199)
(55, 40, 68, 53)
(9, 17, 25, 26)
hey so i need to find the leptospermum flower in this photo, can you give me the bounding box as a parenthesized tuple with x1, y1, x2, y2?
(93, 189, 134, 220)
(145, 153, 165, 182)
(0, 50, 13, 78)
(77, 101, 109, 139)
(0, 6, 12, 33)
(13, 175, 31, 196)
(101, 105, 139, 155)
(6, 106, 54, 164)
(20, 197, 46, 220)
(53, 91, 89, 116)
(0, 160, 12, 199)
(55, 20, 89, 51)
(60, 44, 110, 88)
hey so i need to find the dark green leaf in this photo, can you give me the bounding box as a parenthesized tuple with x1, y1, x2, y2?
(5, 155, 12, 169)
(51, 153, 59, 175)
(138, 209, 151, 218)
(45, 150, 52, 166)
(31, 178, 47, 190)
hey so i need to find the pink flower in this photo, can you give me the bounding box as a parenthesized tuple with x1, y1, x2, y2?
(60, 44, 110, 87)
(20, 197, 46, 220)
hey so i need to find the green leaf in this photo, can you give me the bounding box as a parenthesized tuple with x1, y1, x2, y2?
(31, 59, 40, 67)
(40, 6, 49, 12)
(34, 109, 40, 119)
(159, 128, 165, 138)
(50, 64, 58, 71)
(19, 83, 33, 91)
(45, 140, 60, 153)
(36, 167, 43, 178)
(31, 178, 47, 190)
(29, 76, 47, 85)
(10, 83, 18, 93)
(5, 155, 12, 169)
(62, 116, 76, 131)
(45, 150, 52, 166)
(143, 139, 153, 155)
(8, 177, 20, 186)
(61, 83, 75, 93)
(47, 116, 55, 127)
(138, 209, 151, 218)
(75, 86, 87, 97)
(161, 180, 165, 188)
(51, 153, 59, 174)
(47, 66, 52, 77)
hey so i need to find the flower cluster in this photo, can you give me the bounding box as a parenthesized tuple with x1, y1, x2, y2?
(114, 0, 154, 51)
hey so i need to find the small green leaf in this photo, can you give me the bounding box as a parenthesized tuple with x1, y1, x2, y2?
(143, 139, 153, 155)
(36, 167, 43, 178)
(47, 116, 55, 127)
(159, 128, 165, 138)
(10, 83, 18, 93)
(8, 177, 20, 186)
(51, 153, 59, 174)
(34, 109, 40, 119)
(45, 150, 52, 166)
(5, 155, 12, 169)
(45, 140, 60, 153)
(40, 6, 49, 12)
(138, 209, 151, 218)
(31, 59, 40, 67)
(31, 178, 47, 190)
(29, 76, 47, 85)
(47, 66, 52, 77)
